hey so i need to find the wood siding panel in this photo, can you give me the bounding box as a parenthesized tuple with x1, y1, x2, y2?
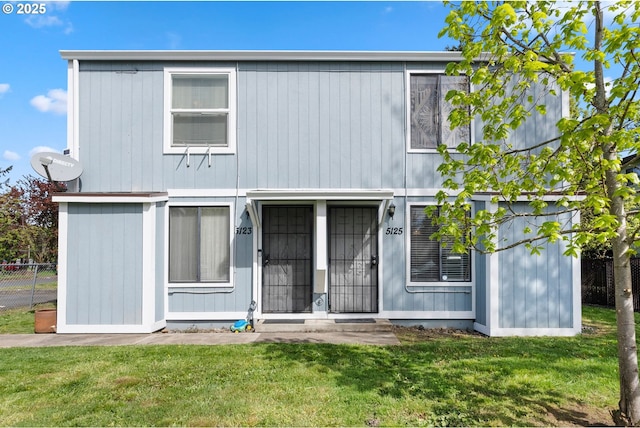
(238, 62, 405, 190)
(66, 203, 143, 325)
(498, 203, 574, 329)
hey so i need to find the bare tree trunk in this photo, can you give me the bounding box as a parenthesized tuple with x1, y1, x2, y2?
(608, 187, 640, 425)
(594, 2, 640, 421)
(603, 127, 639, 426)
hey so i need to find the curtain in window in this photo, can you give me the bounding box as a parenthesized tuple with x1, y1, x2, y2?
(410, 74, 469, 150)
(169, 206, 230, 283)
(200, 207, 230, 282)
(410, 75, 439, 149)
(169, 207, 198, 282)
(439, 75, 470, 149)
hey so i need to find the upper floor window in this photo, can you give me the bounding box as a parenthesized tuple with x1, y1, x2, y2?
(164, 68, 236, 154)
(408, 73, 470, 151)
(408, 205, 471, 285)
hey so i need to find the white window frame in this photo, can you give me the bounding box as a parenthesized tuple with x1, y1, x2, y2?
(163, 67, 237, 155)
(405, 70, 472, 153)
(406, 202, 473, 287)
(166, 201, 234, 288)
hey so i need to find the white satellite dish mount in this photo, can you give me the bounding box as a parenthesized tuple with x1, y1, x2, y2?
(30, 152, 83, 182)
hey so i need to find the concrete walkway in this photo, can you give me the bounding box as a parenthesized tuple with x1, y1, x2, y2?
(0, 331, 401, 348)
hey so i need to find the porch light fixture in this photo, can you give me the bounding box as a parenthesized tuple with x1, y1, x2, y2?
(388, 203, 396, 219)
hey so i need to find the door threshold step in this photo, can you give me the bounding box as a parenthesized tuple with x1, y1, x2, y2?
(254, 318, 393, 333)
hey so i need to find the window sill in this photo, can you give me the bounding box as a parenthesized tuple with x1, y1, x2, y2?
(407, 282, 472, 288)
(168, 282, 234, 289)
(164, 146, 236, 155)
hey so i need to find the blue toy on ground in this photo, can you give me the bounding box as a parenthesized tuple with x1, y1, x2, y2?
(230, 300, 256, 333)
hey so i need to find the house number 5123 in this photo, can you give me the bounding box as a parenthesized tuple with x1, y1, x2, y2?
(236, 227, 252, 235)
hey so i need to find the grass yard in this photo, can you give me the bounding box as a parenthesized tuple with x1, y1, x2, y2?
(0, 305, 627, 426)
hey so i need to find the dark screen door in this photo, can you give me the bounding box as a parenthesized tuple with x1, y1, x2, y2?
(329, 207, 378, 313)
(262, 206, 313, 313)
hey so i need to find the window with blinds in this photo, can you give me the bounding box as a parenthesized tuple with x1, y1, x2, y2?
(164, 68, 236, 154)
(409, 205, 471, 283)
(409, 74, 470, 150)
(171, 75, 229, 147)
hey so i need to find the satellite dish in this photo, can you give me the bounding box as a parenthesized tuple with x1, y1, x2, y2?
(30, 152, 83, 182)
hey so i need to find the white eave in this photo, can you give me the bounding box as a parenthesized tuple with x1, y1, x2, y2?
(59, 50, 469, 62)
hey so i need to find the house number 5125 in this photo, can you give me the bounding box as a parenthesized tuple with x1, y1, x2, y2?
(385, 227, 403, 235)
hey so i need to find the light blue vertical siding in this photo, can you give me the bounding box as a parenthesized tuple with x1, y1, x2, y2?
(69, 57, 572, 328)
(498, 202, 574, 329)
(66, 203, 143, 325)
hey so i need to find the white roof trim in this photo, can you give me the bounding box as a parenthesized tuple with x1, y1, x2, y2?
(245, 189, 395, 201)
(53, 192, 169, 203)
(59, 50, 470, 62)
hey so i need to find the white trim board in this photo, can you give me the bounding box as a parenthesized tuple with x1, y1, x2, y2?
(58, 321, 165, 334)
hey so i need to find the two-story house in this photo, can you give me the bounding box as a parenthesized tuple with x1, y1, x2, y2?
(52, 50, 581, 336)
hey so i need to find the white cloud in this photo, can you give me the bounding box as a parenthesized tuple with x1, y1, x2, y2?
(24, 2, 73, 34)
(0, 83, 9, 97)
(25, 15, 62, 29)
(30, 89, 67, 115)
(3, 150, 20, 161)
(29, 146, 59, 157)
(46, 1, 71, 11)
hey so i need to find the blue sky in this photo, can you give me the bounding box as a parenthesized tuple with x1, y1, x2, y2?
(0, 0, 455, 183)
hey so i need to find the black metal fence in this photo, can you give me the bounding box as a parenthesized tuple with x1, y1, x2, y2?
(582, 258, 640, 311)
(0, 263, 57, 311)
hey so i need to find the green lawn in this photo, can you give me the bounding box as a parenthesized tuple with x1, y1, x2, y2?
(0, 305, 626, 426)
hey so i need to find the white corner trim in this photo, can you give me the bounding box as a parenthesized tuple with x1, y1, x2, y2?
(66, 59, 80, 159)
(141, 202, 157, 327)
(572, 210, 583, 334)
(56, 203, 69, 333)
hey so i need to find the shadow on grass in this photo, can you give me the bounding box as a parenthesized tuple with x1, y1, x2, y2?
(262, 330, 616, 426)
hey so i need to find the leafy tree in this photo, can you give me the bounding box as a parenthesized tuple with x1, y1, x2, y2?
(13, 176, 64, 263)
(437, 1, 640, 424)
(0, 166, 24, 262)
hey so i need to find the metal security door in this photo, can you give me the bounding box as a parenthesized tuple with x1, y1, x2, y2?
(262, 206, 313, 313)
(329, 207, 378, 313)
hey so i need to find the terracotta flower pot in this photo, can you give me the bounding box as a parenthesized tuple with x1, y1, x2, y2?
(34, 309, 57, 334)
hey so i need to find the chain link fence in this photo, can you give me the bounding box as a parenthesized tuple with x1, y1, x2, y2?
(0, 263, 57, 311)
